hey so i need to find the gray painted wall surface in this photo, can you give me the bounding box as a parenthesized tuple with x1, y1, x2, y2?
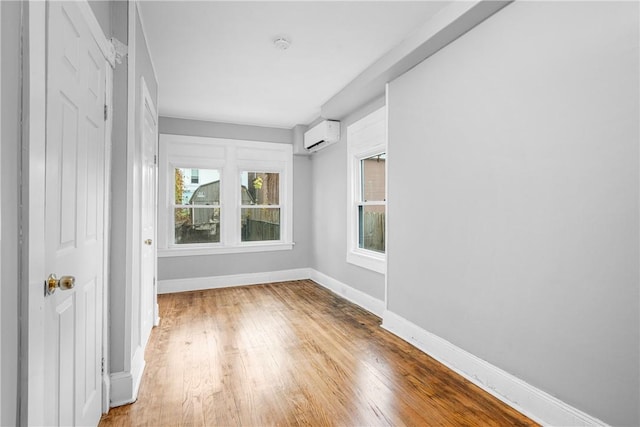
(310, 97, 386, 301)
(135, 12, 158, 106)
(157, 117, 311, 280)
(160, 117, 292, 144)
(88, 0, 110, 37)
(1, 2, 22, 424)
(387, 2, 639, 425)
(109, 3, 159, 374)
(108, 0, 128, 375)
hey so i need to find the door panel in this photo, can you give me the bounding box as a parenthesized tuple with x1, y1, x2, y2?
(140, 81, 158, 346)
(44, 2, 106, 425)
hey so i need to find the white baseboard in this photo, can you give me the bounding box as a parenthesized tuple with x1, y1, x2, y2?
(309, 269, 385, 317)
(157, 268, 385, 318)
(151, 269, 610, 425)
(109, 371, 135, 407)
(109, 347, 146, 407)
(157, 268, 311, 294)
(102, 373, 110, 413)
(147, 270, 609, 425)
(382, 310, 608, 427)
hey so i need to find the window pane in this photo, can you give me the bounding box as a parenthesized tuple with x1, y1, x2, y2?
(174, 168, 220, 205)
(358, 205, 385, 253)
(241, 172, 279, 205)
(241, 208, 280, 241)
(174, 207, 220, 244)
(361, 153, 386, 202)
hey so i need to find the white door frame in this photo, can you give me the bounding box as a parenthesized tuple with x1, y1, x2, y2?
(102, 58, 115, 415)
(25, 3, 48, 423)
(0, 5, 3, 421)
(109, 3, 160, 405)
(24, 1, 115, 423)
(140, 75, 159, 337)
(123, 0, 139, 393)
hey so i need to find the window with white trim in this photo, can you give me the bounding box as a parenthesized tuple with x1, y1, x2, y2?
(173, 167, 220, 244)
(158, 135, 293, 257)
(241, 171, 281, 242)
(347, 107, 387, 273)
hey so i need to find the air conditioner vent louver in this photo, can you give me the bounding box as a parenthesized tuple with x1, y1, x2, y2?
(304, 120, 340, 152)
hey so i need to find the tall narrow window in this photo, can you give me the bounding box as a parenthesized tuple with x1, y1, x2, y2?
(173, 168, 220, 244)
(241, 171, 281, 242)
(358, 153, 386, 253)
(347, 106, 386, 273)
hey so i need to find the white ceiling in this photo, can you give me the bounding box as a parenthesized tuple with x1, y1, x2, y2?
(138, 1, 449, 129)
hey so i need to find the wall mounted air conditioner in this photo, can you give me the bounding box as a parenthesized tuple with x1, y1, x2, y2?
(303, 120, 341, 153)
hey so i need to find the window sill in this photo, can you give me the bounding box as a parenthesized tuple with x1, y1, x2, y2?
(158, 242, 294, 258)
(346, 249, 386, 274)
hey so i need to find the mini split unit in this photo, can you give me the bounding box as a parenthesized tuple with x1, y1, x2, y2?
(303, 120, 341, 153)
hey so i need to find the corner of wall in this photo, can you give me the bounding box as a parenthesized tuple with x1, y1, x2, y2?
(381, 310, 610, 427)
(109, 348, 145, 408)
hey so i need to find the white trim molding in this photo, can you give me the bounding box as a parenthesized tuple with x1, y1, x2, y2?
(309, 269, 385, 317)
(158, 269, 310, 294)
(158, 242, 293, 258)
(102, 46, 115, 417)
(156, 268, 384, 318)
(139, 267, 609, 424)
(76, 1, 116, 67)
(381, 310, 609, 427)
(25, 2, 50, 424)
(346, 106, 387, 274)
(109, 348, 146, 408)
(108, 372, 133, 408)
(0, 6, 3, 421)
(158, 134, 294, 255)
(156, 268, 386, 319)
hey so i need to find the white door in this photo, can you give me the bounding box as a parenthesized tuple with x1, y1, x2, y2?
(43, 2, 106, 425)
(140, 79, 158, 345)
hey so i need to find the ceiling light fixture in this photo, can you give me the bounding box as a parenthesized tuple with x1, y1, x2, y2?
(273, 37, 291, 50)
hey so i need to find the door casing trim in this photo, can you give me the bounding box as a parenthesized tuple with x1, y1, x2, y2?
(23, 1, 114, 422)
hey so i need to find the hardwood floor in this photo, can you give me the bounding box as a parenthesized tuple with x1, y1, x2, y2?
(99, 280, 537, 426)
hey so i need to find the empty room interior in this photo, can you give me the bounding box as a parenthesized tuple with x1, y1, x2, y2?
(1, 0, 639, 426)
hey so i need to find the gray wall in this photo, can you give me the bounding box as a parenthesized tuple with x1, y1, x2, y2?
(107, 0, 128, 377)
(387, 2, 639, 425)
(157, 118, 312, 280)
(310, 97, 386, 302)
(88, 0, 111, 37)
(159, 117, 292, 145)
(135, 11, 158, 107)
(1, 2, 22, 424)
(109, 2, 159, 375)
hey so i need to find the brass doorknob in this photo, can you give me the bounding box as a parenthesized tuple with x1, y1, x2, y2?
(144, 239, 152, 245)
(46, 274, 76, 295)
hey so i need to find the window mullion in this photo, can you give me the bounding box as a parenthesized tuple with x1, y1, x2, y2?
(160, 135, 293, 253)
(224, 146, 238, 246)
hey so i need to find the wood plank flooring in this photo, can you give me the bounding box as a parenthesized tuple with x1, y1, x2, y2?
(99, 280, 537, 426)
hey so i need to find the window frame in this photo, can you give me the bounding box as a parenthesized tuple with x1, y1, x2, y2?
(171, 164, 223, 247)
(357, 153, 386, 253)
(190, 168, 199, 184)
(240, 170, 283, 243)
(346, 106, 387, 274)
(158, 135, 293, 257)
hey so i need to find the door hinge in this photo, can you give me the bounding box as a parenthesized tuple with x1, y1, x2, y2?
(154, 154, 157, 165)
(104, 104, 108, 121)
(101, 357, 105, 374)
